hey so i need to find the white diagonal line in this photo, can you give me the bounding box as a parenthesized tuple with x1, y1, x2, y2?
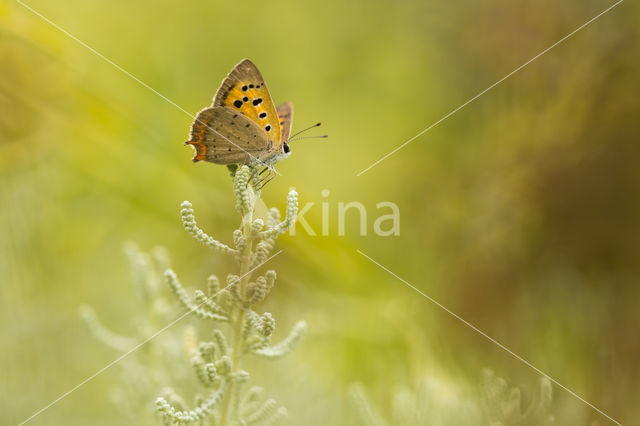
(18, 249, 283, 425)
(357, 249, 622, 426)
(13, 0, 281, 175)
(356, 0, 624, 177)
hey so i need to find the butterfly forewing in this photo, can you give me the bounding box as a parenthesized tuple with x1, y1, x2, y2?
(212, 59, 282, 151)
(186, 106, 269, 165)
(276, 102, 294, 143)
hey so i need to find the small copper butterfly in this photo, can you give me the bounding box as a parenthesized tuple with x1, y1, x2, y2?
(185, 60, 323, 182)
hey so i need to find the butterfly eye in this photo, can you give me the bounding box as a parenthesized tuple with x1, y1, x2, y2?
(283, 143, 290, 154)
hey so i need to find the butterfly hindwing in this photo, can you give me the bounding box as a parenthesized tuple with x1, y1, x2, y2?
(186, 106, 270, 165)
(276, 102, 293, 143)
(212, 59, 282, 151)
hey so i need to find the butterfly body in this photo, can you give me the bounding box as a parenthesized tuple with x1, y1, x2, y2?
(186, 60, 293, 168)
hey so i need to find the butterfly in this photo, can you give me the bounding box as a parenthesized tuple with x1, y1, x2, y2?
(185, 59, 321, 184)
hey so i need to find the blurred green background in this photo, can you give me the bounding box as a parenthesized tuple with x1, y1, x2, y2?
(2, 0, 639, 424)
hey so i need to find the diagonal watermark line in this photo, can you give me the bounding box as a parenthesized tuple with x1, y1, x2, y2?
(357, 249, 622, 426)
(356, 0, 624, 177)
(18, 249, 284, 425)
(13, 0, 282, 175)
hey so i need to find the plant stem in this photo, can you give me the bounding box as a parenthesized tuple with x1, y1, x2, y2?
(218, 200, 255, 426)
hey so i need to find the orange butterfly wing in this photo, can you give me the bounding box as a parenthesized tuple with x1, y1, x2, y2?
(213, 59, 282, 151)
(276, 102, 293, 144)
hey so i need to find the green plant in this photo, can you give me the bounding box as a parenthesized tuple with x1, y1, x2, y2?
(80, 243, 186, 424)
(349, 369, 555, 426)
(349, 379, 475, 426)
(156, 165, 305, 426)
(82, 165, 305, 425)
(480, 369, 554, 426)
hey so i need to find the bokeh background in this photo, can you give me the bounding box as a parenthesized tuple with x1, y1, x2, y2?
(2, 0, 639, 424)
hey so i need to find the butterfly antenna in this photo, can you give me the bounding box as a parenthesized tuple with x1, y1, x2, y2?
(289, 122, 321, 139)
(288, 135, 329, 143)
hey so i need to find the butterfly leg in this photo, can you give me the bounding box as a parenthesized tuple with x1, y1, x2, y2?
(252, 168, 271, 188)
(251, 166, 270, 188)
(247, 167, 260, 187)
(256, 166, 277, 190)
(246, 166, 268, 188)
